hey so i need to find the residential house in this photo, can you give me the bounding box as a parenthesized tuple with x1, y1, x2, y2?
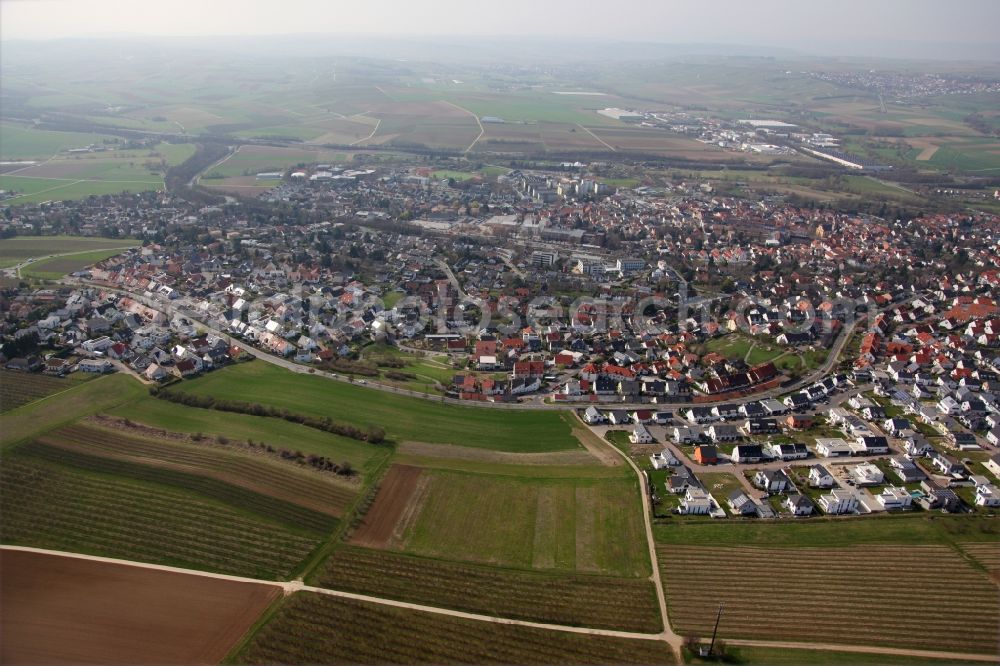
(785, 493, 814, 516)
(767, 442, 809, 461)
(815, 438, 852, 458)
(754, 469, 791, 494)
(876, 486, 914, 511)
(851, 462, 884, 486)
(693, 445, 718, 465)
(582, 406, 606, 425)
(890, 456, 927, 483)
(630, 424, 654, 445)
(819, 488, 859, 514)
(673, 426, 702, 444)
(732, 444, 765, 464)
(680, 487, 713, 515)
(707, 424, 740, 443)
(727, 491, 757, 516)
(808, 465, 835, 489)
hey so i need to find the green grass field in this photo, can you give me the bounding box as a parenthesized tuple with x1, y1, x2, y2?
(0, 236, 139, 268)
(653, 513, 1000, 547)
(0, 122, 121, 160)
(174, 362, 580, 452)
(397, 470, 648, 577)
(21, 248, 135, 278)
(232, 592, 673, 664)
(0, 373, 146, 450)
(109, 395, 387, 474)
(0, 369, 94, 412)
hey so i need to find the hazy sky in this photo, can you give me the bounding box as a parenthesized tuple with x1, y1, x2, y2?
(2, 0, 998, 59)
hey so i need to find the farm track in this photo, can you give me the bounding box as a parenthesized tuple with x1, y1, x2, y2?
(40, 423, 355, 516)
(658, 544, 1000, 653)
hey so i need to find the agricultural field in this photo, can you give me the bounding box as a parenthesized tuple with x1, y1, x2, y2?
(0, 122, 121, 160)
(0, 448, 322, 579)
(315, 546, 660, 632)
(21, 248, 135, 279)
(351, 463, 645, 574)
(35, 422, 357, 518)
(710, 646, 987, 666)
(1, 550, 279, 665)
(0, 373, 146, 449)
(655, 517, 1000, 654)
(174, 362, 581, 452)
(0, 369, 90, 412)
(659, 543, 998, 653)
(107, 394, 387, 474)
(0, 235, 139, 268)
(355, 466, 649, 577)
(233, 592, 672, 665)
(0, 137, 195, 204)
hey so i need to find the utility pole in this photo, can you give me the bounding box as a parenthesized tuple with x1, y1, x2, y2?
(708, 601, 725, 657)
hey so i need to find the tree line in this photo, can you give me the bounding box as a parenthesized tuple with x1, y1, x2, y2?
(150, 387, 387, 444)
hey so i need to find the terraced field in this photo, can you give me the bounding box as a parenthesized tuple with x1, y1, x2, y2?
(659, 544, 999, 653)
(0, 370, 73, 412)
(37, 423, 356, 517)
(314, 546, 661, 632)
(0, 451, 325, 580)
(233, 592, 673, 665)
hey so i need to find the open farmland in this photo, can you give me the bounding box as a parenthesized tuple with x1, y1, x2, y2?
(316, 546, 660, 632)
(370, 468, 649, 577)
(0, 140, 195, 203)
(0, 369, 82, 412)
(0, 122, 121, 160)
(21, 248, 134, 279)
(234, 592, 672, 665)
(0, 447, 324, 579)
(0, 373, 146, 449)
(0, 235, 139, 268)
(35, 422, 357, 518)
(659, 543, 999, 653)
(1, 549, 278, 665)
(174, 362, 581, 452)
(107, 394, 386, 473)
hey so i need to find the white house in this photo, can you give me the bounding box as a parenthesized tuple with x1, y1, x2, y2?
(650, 451, 679, 469)
(815, 438, 852, 458)
(851, 462, 884, 486)
(974, 483, 1000, 507)
(582, 406, 606, 425)
(784, 493, 814, 516)
(808, 464, 835, 488)
(819, 488, 859, 514)
(876, 486, 914, 511)
(680, 488, 713, 515)
(630, 423, 654, 444)
(673, 426, 701, 444)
